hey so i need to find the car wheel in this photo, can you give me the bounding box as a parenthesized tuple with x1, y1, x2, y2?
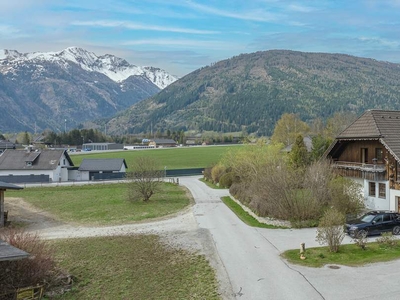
(393, 226, 400, 235)
(357, 229, 368, 238)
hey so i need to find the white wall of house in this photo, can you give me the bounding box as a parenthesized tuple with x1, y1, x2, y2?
(389, 189, 400, 212)
(80, 171, 90, 181)
(364, 180, 390, 211)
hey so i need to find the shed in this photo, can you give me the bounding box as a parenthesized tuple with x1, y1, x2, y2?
(0, 239, 29, 261)
(0, 181, 23, 227)
(78, 158, 127, 181)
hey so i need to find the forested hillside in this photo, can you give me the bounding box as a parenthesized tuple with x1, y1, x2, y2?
(106, 50, 400, 136)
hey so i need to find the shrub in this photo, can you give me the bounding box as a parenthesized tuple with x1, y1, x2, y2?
(376, 232, 398, 248)
(211, 163, 226, 184)
(203, 167, 213, 181)
(353, 235, 368, 250)
(0, 228, 58, 293)
(316, 208, 346, 253)
(219, 172, 234, 188)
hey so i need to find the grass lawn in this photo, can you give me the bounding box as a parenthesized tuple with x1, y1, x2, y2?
(199, 178, 226, 189)
(282, 242, 400, 267)
(70, 145, 241, 169)
(51, 235, 220, 299)
(8, 183, 190, 225)
(221, 196, 285, 229)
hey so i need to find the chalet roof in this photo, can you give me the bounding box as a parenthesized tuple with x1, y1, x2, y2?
(327, 110, 400, 162)
(78, 158, 127, 172)
(0, 149, 73, 170)
(0, 181, 23, 190)
(0, 239, 29, 261)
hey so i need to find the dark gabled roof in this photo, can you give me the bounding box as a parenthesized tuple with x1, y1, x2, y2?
(0, 239, 29, 261)
(78, 158, 127, 172)
(0, 181, 23, 190)
(0, 149, 73, 170)
(326, 110, 400, 162)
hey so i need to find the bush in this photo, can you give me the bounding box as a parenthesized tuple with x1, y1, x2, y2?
(203, 167, 213, 181)
(0, 228, 58, 293)
(376, 232, 398, 248)
(219, 172, 234, 188)
(316, 208, 346, 253)
(353, 235, 368, 250)
(211, 164, 226, 184)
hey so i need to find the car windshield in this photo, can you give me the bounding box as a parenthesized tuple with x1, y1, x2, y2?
(360, 214, 376, 222)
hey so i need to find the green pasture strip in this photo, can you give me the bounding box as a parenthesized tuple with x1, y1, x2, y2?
(282, 242, 400, 267)
(221, 196, 285, 229)
(50, 235, 220, 300)
(70, 145, 241, 169)
(8, 183, 190, 225)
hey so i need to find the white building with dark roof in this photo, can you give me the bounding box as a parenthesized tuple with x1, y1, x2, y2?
(0, 149, 73, 183)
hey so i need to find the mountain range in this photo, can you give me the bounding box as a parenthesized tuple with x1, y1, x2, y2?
(0, 47, 177, 133)
(105, 50, 400, 136)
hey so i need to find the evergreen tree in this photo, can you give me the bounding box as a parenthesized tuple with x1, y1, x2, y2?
(290, 134, 310, 169)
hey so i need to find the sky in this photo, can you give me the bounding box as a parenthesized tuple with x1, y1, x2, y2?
(1, 0, 400, 77)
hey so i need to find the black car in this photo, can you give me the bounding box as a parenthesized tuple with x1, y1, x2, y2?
(345, 211, 400, 238)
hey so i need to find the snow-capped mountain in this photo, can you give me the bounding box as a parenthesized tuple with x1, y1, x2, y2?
(0, 47, 178, 133)
(0, 47, 177, 89)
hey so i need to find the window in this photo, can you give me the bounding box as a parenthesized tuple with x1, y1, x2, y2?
(369, 182, 376, 196)
(375, 148, 383, 162)
(379, 183, 386, 198)
(383, 214, 391, 222)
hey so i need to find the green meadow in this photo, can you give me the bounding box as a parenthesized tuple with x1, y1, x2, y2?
(70, 145, 241, 169)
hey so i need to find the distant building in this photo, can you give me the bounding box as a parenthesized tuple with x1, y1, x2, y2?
(82, 143, 124, 151)
(77, 158, 127, 181)
(0, 141, 15, 153)
(148, 139, 177, 148)
(0, 149, 73, 183)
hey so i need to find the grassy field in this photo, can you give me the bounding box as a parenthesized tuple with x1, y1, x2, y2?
(8, 183, 190, 225)
(51, 235, 220, 299)
(70, 145, 241, 168)
(282, 242, 400, 267)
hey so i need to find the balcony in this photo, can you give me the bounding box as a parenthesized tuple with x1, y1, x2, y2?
(332, 161, 386, 181)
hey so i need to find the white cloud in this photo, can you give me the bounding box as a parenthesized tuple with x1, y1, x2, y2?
(184, 1, 282, 22)
(121, 38, 240, 50)
(287, 4, 317, 13)
(358, 36, 400, 48)
(72, 20, 220, 34)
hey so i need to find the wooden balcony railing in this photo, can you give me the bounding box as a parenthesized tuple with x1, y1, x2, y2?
(333, 161, 386, 172)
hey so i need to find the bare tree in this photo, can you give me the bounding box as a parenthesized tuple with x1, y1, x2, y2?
(126, 156, 164, 202)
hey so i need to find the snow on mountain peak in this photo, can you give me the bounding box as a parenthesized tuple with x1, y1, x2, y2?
(0, 47, 178, 89)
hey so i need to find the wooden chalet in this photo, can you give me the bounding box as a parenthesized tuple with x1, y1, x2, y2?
(325, 109, 400, 211)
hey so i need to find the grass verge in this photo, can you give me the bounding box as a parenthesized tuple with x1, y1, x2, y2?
(199, 178, 226, 189)
(221, 196, 285, 229)
(282, 242, 400, 267)
(8, 183, 190, 225)
(51, 235, 220, 299)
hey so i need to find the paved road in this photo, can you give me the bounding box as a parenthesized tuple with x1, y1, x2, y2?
(181, 176, 400, 300)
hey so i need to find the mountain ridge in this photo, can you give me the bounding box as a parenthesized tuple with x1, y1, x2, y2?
(105, 49, 400, 136)
(0, 47, 177, 133)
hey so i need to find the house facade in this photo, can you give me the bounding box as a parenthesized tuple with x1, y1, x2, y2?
(325, 110, 400, 212)
(0, 149, 74, 183)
